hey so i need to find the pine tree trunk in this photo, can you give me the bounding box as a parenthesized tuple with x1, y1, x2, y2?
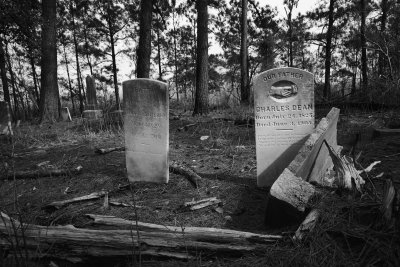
(240, 0, 250, 105)
(137, 0, 152, 78)
(324, 0, 335, 100)
(29, 49, 40, 105)
(193, 0, 209, 116)
(378, 0, 387, 77)
(63, 44, 76, 114)
(39, 0, 60, 122)
(5, 43, 19, 119)
(0, 40, 11, 116)
(173, 7, 179, 102)
(360, 0, 368, 92)
(71, 5, 84, 114)
(108, 21, 120, 109)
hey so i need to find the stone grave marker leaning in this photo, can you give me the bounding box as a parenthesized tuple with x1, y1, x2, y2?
(254, 67, 314, 187)
(83, 75, 102, 119)
(123, 79, 169, 183)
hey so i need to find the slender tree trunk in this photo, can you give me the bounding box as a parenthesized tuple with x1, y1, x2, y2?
(240, 0, 249, 105)
(193, 0, 209, 115)
(108, 22, 120, 109)
(5, 43, 19, 118)
(0, 40, 11, 116)
(173, 7, 179, 102)
(83, 29, 93, 76)
(324, 0, 335, 100)
(157, 28, 162, 80)
(378, 0, 387, 77)
(63, 43, 76, 114)
(360, 0, 368, 92)
(71, 4, 84, 114)
(28, 49, 40, 105)
(39, 0, 60, 122)
(288, 9, 293, 67)
(137, 0, 152, 78)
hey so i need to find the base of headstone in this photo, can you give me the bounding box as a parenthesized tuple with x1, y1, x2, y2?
(61, 107, 72, 122)
(109, 110, 123, 122)
(83, 110, 103, 120)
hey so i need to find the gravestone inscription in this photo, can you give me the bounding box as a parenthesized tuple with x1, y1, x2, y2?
(123, 79, 169, 183)
(254, 67, 314, 187)
(0, 101, 12, 135)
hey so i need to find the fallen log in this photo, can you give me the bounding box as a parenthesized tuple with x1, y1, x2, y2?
(87, 214, 282, 242)
(1, 166, 83, 180)
(0, 212, 282, 262)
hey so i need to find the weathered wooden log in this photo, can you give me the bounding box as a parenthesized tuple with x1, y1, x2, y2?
(1, 166, 83, 180)
(86, 214, 282, 242)
(0, 212, 282, 262)
(183, 197, 221, 210)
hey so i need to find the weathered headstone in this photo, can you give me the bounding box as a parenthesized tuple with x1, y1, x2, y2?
(61, 107, 72, 122)
(83, 75, 102, 119)
(254, 67, 314, 187)
(123, 79, 169, 183)
(0, 101, 12, 135)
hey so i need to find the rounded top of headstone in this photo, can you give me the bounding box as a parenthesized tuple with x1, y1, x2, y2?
(123, 78, 167, 87)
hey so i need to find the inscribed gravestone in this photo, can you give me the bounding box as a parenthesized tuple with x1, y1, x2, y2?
(86, 75, 97, 110)
(123, 79, 169, 183)
(254, 67, 314, 187)
(83, 75, 102, 119)
(0, 101, 12, 135)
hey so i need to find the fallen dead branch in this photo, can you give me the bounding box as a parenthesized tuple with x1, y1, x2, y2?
(44, 191, 107, 209)
(95, 146, 125, 154)
(1, 166, 83, 180)
(183, 197, 221, 210)
(177, 123, 198, 132)
(0, 212, 282, 262)
(169, 163, 201, 188)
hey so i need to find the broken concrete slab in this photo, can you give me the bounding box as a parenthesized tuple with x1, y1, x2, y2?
(265, 107, 340, 226)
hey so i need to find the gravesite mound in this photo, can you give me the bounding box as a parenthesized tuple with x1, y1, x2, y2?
(0, 74, 399, 266)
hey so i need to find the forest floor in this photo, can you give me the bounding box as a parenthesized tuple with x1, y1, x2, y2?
(0, 104, 399, 266)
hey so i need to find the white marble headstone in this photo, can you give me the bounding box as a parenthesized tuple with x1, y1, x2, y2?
(254, 68, 314, 187)
(123, 79, 169, 183)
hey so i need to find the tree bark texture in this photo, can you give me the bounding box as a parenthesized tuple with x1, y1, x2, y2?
(378, 0, 387, 76)
(360, 0, 368, 92)
(137, 0, 153, 78)
(0, 40, 11, 112)
(240, 0, 250, 105)
(39, 0, 59, 122)
(0, 212, 282, 261)
(323, 0, 335, 100)
(193, 0, 209, 115)
(108, 20, 120, 109)
(71, 3, 84, 114)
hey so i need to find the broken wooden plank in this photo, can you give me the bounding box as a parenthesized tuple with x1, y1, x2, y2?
(0, 212, 282, 262)
(293, 209, 320, 241)
(1, 166, 83, 180)
(184, 197, 221, 210)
